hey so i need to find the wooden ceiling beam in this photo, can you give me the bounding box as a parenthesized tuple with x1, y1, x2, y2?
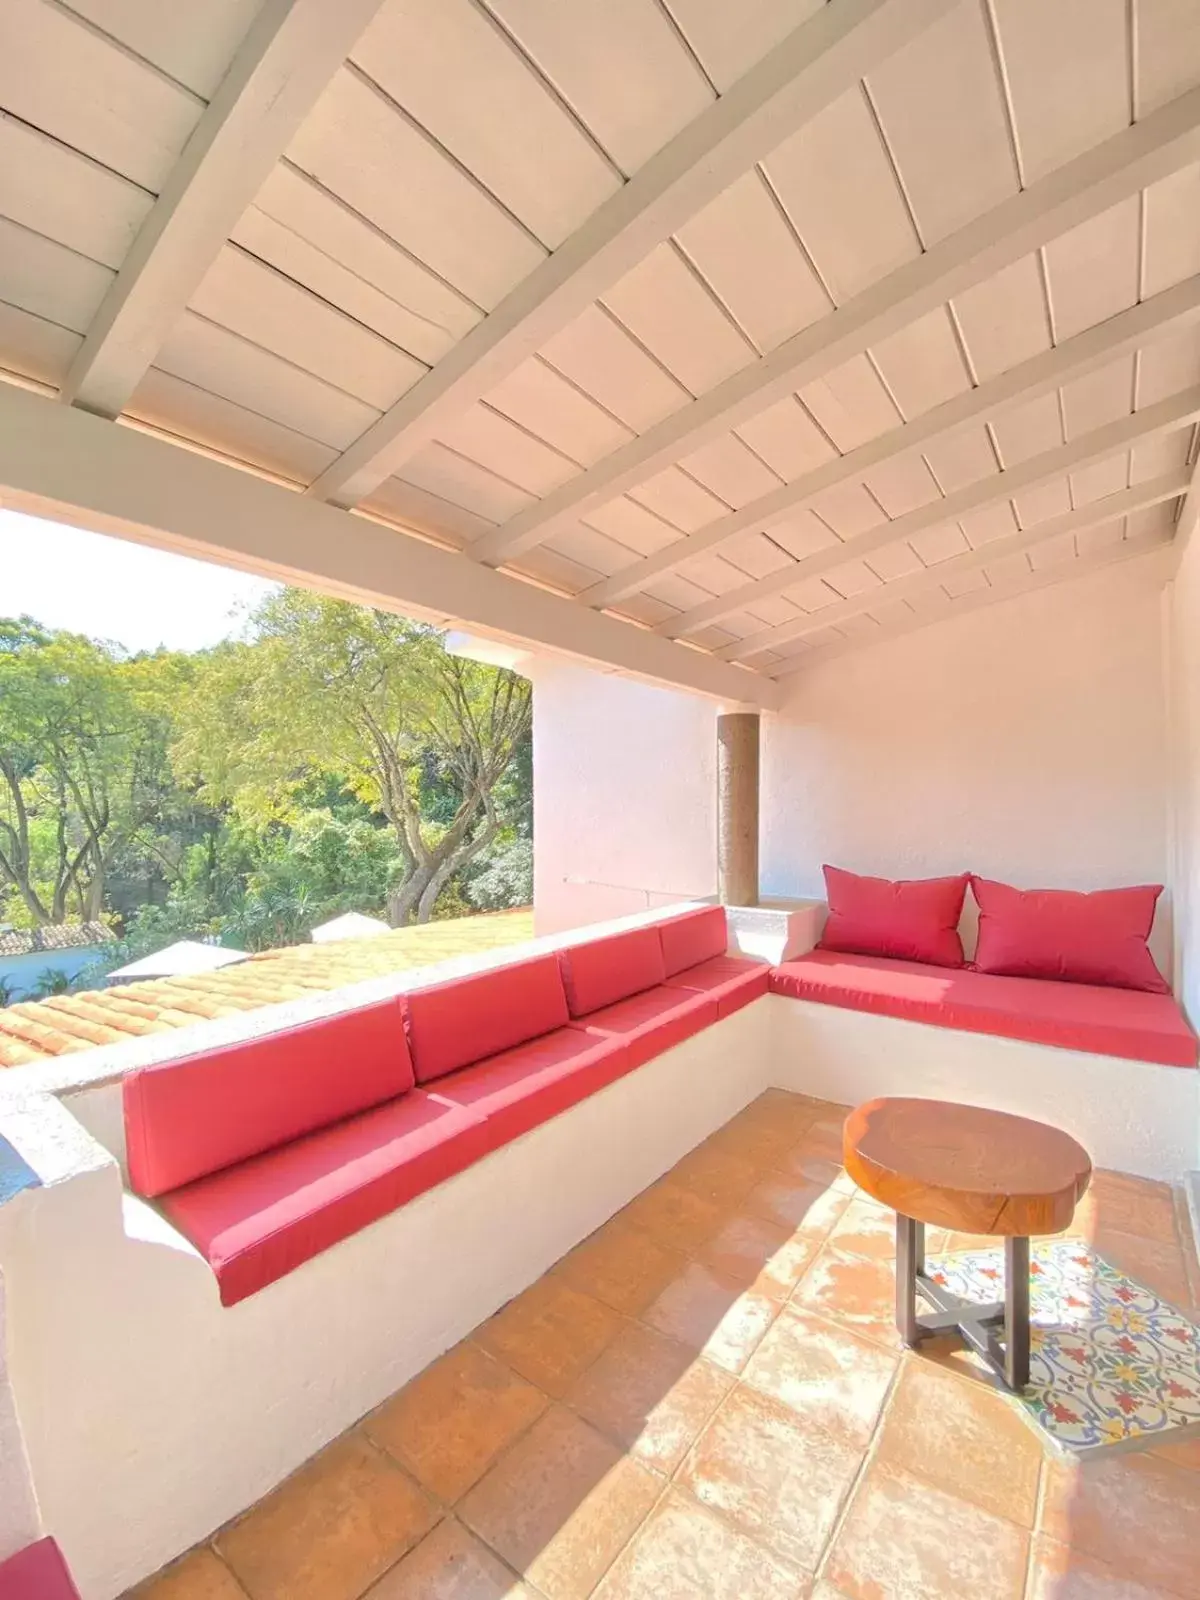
(580, 275, 1200, 609)
(661, 385, 1200, 637)
(473, 83, 1200, 568)
(61, 0, 384, 418)
(731, 473, 1188, 662)
(305, 0, 957, 508)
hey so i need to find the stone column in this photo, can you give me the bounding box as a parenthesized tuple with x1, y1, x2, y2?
(717, 710, 760, 907)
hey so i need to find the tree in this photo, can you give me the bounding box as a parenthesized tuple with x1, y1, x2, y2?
(175, 593, 532, 924)
(0, 619, 181, 926)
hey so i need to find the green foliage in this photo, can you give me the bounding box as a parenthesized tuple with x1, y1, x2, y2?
(173, 591, 532, 925)
(0, 591, 534, 961)
(30, 966, 75, 998)
(465, 838, 533, 912)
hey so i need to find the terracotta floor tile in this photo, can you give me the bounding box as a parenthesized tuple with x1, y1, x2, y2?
(681, 1386, 862, 1574)
(474, 1278, 624, 1398)
(742, 1088, 827, 1135)
(1025, 1534, 1182, 1600)
(367, 1342, 547, 1504)
(740, 1307, 899, 1447)
(793, 1247, 904, 1349)
(702, 1116, 801, 1172)
(874, 1360, 1043, 1527)
(1040, 1448, 1200, 1597)
(697, 1210, 821, 1300)
(568, 1321, 733, 1473)
(787, 1118, 849, 1166)
(363, 1518, 535, 1598)
(458, 1405, 661, 1600)
(1150, 1431, 1200, 1470)
(1087, 1170, 1180, 1244)
(130, 1549, 249, 1600)
(743, 1175, 849, 1237)
(595, 1487, 810, 1600)
(554, 1217, 687, 1317)
(217, 1434, 439, 1600)
(772, 1147, 856, 1193)
(665, 1144, 760, 1209)
(619, 1181, 725, 1254)
(642, 1261, 779, 1372)
(826, 1198, 900, 1260)
(826, 1461, 1028, 1600)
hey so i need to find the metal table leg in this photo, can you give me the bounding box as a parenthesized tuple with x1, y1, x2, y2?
(894, 1212, 1032, 1393)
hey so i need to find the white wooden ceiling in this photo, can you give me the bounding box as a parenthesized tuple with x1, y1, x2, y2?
(3, 0, 1200, 682)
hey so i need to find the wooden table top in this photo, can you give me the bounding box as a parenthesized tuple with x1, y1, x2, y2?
(843, 1097, 1092, 1236)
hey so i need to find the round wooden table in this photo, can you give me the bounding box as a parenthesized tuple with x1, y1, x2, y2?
(843, 1097, 1092, 1391)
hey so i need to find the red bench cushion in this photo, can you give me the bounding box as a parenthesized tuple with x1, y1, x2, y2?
(577, 985, 719, 1069)
(160, 1091, 493, 1306)
(425, 1027, 631, 1145)
(124, 998, 414, 1197)
(770, 950, 1197, 1068)
(0, 1539, 80, 1599)
(558, 926, 666, 1017)
(406, 955, 570, 1084)
(665, 955, 770, 1017)
(658, 907, 728, 976)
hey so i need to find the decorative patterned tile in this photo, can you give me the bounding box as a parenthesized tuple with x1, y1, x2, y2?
(928, 1240, 1200, 1454)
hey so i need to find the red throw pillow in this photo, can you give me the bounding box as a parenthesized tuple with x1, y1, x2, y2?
(971, 877, 1169, 993)
(818, 865, 968, 968)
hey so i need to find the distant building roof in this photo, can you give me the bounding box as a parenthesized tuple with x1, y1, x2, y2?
(0, 921, 111, 958)
(311, 912, 390, 943)
(0, 910, 534, 1068)
(107, 941, 249, 981)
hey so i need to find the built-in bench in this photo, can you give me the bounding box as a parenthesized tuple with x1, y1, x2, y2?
(121, 903, 1195, 1308)
(123, 906, 767, 1306)
(770, 949, 1197, 1067)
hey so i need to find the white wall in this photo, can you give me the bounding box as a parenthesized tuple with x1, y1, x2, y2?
(531, 660, 717, 934)
(1169, 522, 1200, 1029)
(764, 555, 1175, 969)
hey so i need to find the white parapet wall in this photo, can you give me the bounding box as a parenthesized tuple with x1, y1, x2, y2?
(0, 920, 773, 1599)
(770, 994, 1200, 1182)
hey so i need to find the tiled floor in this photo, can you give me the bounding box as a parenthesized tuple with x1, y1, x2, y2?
(129, 1091, 1200, 1600)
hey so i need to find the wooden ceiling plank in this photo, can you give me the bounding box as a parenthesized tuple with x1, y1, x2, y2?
(474, 84, 1200, 568)
(579, 272, 1200, 607)
(305, 0, 958, 507)
(662, 383, 1200, 635)
(729, 472, 1187, 660)
(61, 0, 387, 418)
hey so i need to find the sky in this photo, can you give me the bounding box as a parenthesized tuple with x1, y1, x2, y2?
(0, 509, 278, 653)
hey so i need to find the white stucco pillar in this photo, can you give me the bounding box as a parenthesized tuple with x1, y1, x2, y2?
(717, 709, 760, 908)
